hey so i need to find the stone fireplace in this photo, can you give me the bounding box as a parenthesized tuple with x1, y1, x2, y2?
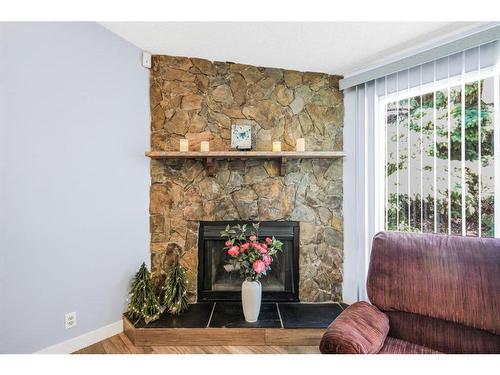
(149, 55, 344, 302)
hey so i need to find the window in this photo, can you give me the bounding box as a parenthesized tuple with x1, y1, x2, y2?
(378, 68, 498, 237)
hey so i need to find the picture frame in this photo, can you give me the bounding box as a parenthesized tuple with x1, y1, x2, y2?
(230, 124, 253, 150)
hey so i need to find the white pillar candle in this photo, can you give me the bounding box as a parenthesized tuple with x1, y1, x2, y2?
(179, 139, 189, 152)
(296, 138, 305, 152)
(200, 141, 210, 152)
(272, 141, 281, 152)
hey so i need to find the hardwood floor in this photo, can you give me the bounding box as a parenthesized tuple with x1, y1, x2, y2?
(74, 333, 320, 354)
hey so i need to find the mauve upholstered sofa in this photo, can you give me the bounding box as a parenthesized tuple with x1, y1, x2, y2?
(320, 231, 500, 354)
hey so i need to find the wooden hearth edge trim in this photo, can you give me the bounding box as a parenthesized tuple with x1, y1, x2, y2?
(123, 315, 324, 347)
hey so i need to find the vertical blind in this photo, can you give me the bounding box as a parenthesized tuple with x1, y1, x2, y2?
(375, 41, 499, 237)
(343, 40, 499, 302)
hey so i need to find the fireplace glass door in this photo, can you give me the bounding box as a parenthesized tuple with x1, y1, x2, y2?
(197, 221, 299, 301)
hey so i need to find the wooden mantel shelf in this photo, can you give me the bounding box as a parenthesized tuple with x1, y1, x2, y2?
(146, 151, 345, 159)
(145, 150, 344, 176)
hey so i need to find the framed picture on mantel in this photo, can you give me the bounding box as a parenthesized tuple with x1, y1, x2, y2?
(230, 124, 252, 150)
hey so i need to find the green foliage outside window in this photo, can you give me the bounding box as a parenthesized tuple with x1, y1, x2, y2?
(385, 78, 495, 237)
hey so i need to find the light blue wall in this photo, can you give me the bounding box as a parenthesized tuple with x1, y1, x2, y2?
(0, 22, 150, 353)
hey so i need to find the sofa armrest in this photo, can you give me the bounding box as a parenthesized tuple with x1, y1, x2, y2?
(319, 301, 390, 354)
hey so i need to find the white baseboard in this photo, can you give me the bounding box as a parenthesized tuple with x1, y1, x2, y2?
(35, 320, 123, 354)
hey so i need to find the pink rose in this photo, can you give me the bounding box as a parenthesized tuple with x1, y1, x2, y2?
(249, 234, 257, 242)
(252, 259, 266, 274)
(241, 242, 250, 251)
(259, 247, 267, 254)
(227, 245, 240, 256)
(251, 242, 261, 250)
(265, 237, 272, 244)
(263, 255, 272, 266)
(261, 243, 267, 250)
(225, 240, 232, 247)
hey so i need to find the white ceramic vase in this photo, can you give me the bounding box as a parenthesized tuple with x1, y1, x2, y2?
(241, 279, 262, 322)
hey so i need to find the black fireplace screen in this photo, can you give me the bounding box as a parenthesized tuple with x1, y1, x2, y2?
(197, 221, 299, 301)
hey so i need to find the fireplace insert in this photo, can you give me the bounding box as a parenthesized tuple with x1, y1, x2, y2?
(197, 221, 299, 302)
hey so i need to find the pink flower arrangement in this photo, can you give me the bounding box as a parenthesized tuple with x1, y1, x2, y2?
(220, 223, 283, 281)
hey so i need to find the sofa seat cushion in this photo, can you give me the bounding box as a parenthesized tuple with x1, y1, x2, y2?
(320, 301, 390, 354)
(379, 337, 441, 354)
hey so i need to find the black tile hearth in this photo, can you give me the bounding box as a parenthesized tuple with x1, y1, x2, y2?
(132, 302, 214, 328)
(128, 302, 349, 329)
(278, 302, 347, 328)
(208, 302, 282, 328)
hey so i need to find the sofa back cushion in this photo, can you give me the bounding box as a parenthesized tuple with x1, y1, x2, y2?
(367, 232, 500, 336)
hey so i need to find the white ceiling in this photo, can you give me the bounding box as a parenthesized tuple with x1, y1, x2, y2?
(100, 22, 484, 76)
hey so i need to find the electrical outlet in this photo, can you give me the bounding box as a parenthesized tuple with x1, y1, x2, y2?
(65, 312, 77, 329)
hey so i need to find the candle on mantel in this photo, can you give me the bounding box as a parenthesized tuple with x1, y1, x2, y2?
(200, 141, 210, 152)
(272, 141, 282, 152)
(179, 139, 189, 152)
(296, 138, 305, 152)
